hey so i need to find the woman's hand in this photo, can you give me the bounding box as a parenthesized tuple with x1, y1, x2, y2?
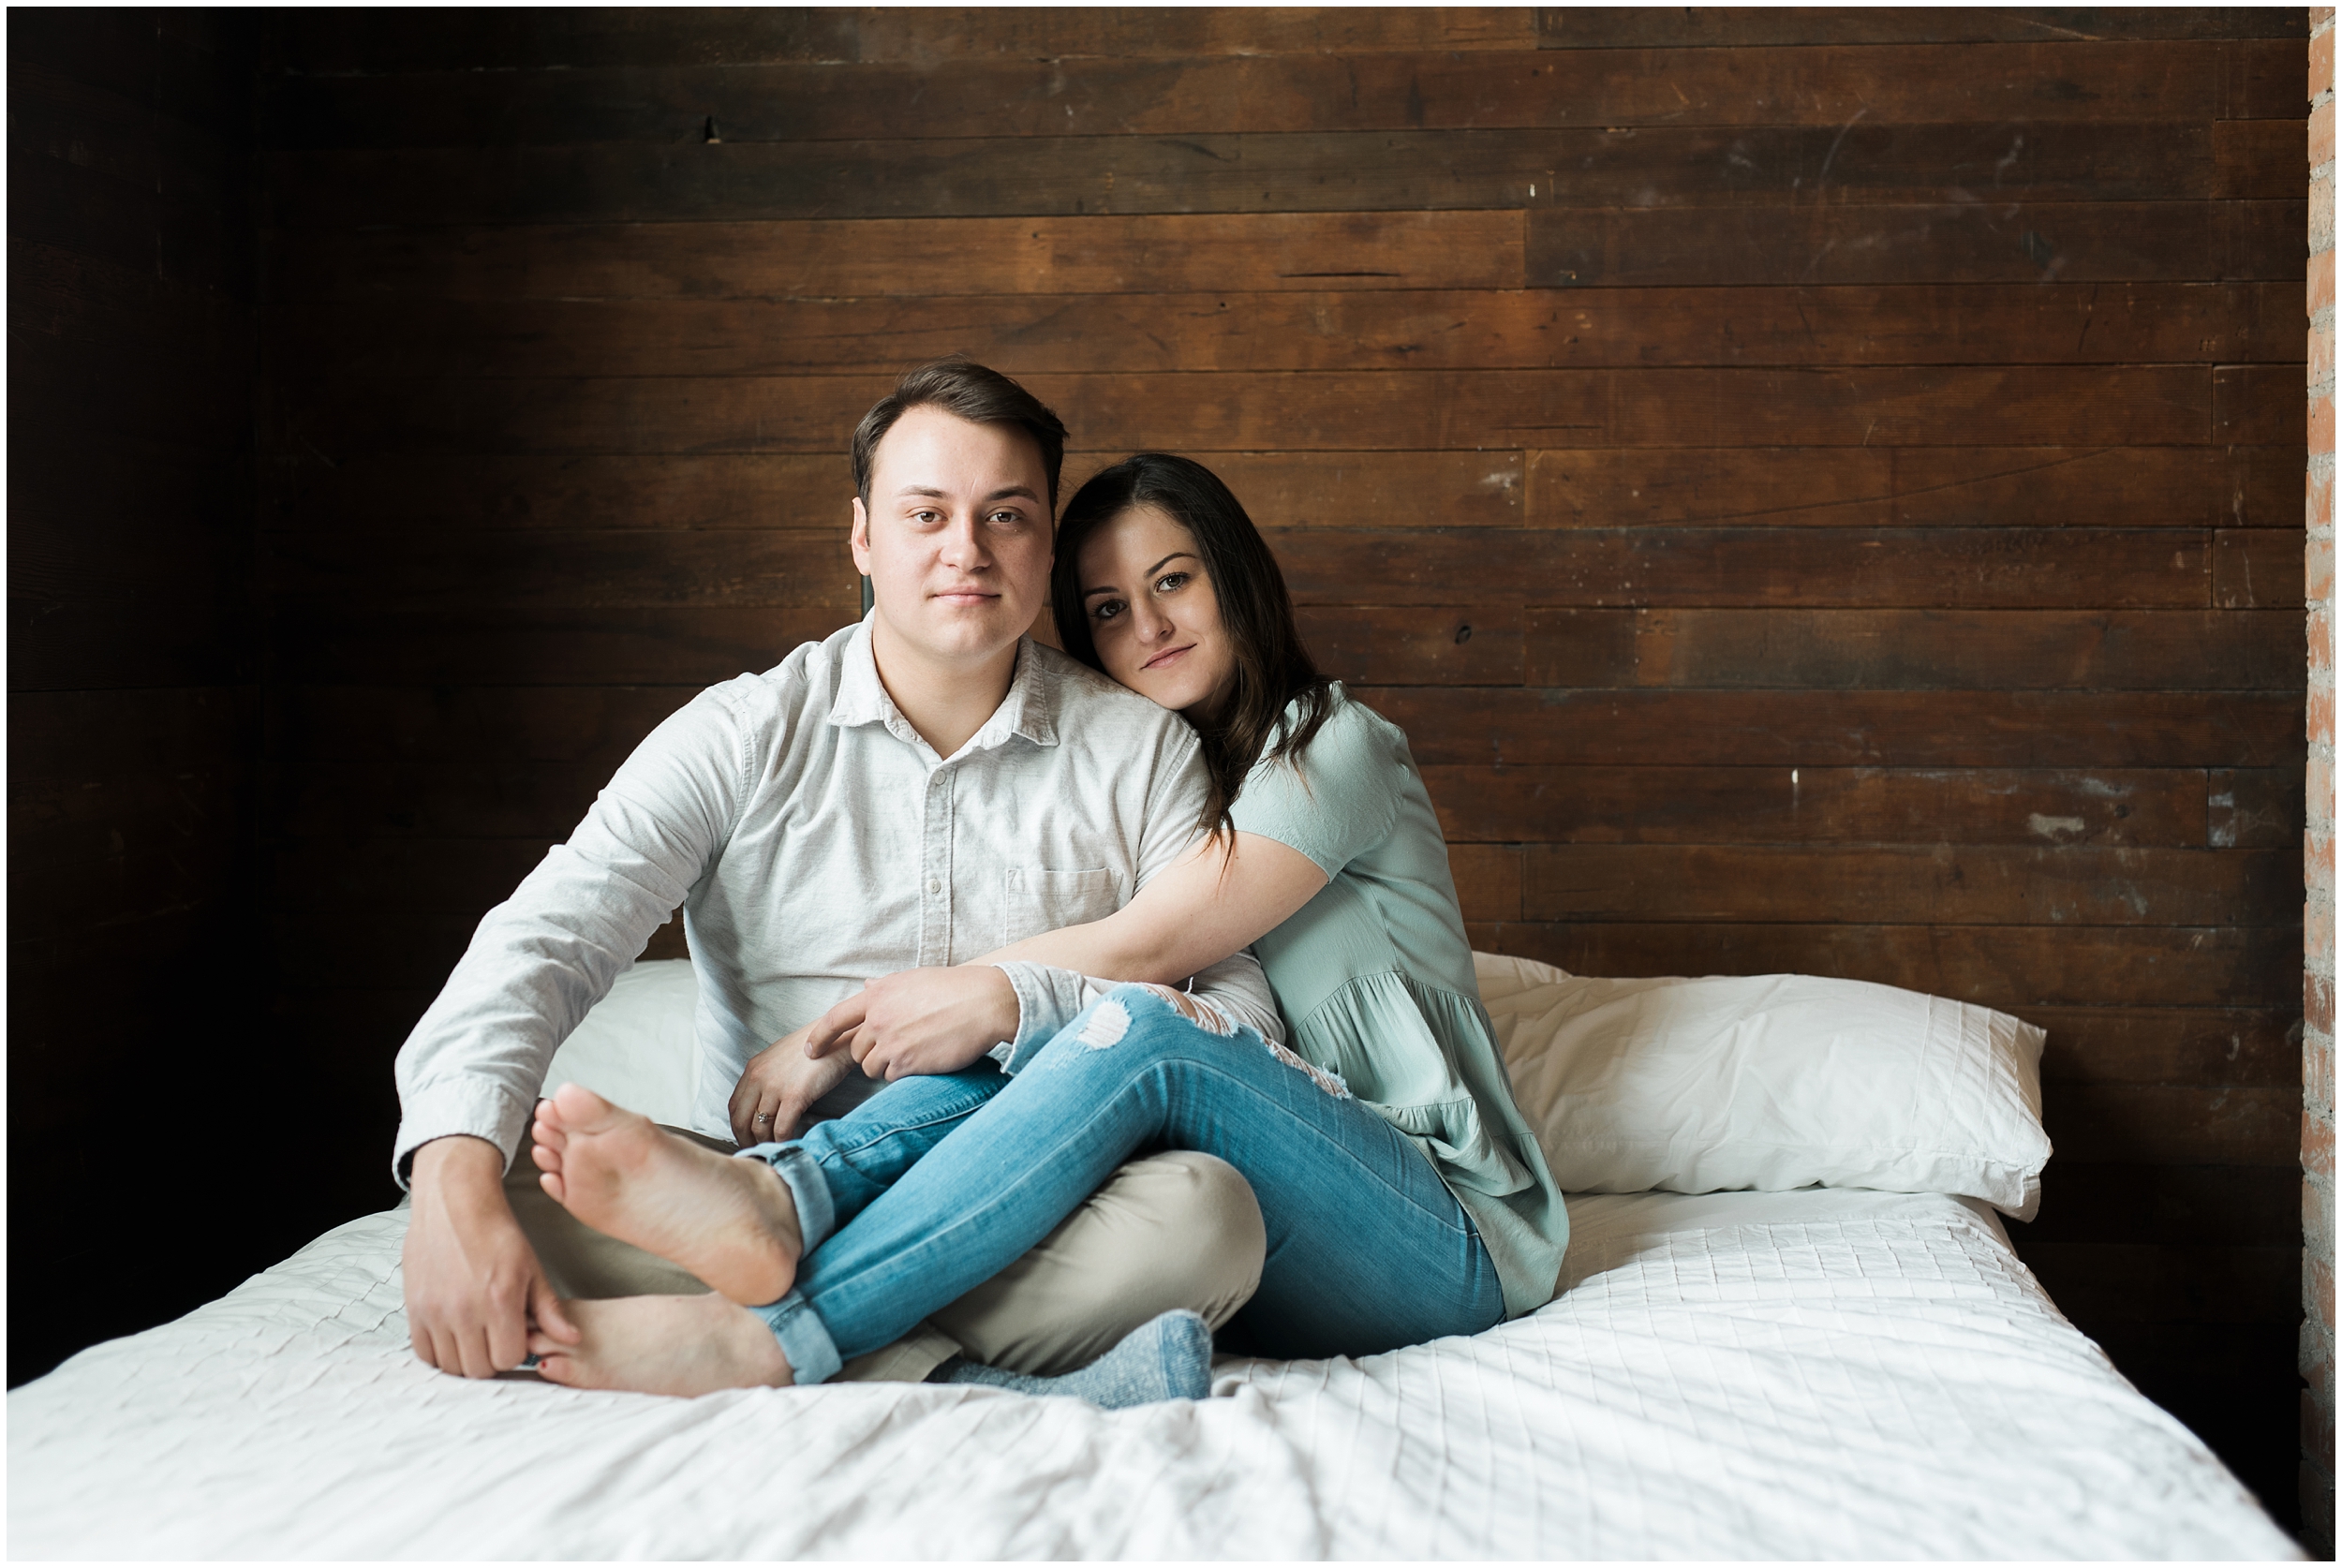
(805, 966, 1022, 1082)
(728, 1025, 852, 1146)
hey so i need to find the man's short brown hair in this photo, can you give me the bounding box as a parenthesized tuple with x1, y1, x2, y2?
(851, 359, 1070, 511)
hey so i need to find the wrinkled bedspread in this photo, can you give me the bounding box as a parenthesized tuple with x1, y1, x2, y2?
(7, 1188, 2296, 1560)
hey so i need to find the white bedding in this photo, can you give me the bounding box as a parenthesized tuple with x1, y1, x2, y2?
(9, 1186, 2296, 1560)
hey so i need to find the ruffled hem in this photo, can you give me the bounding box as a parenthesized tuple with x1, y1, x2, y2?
(1287, 971, 1534, 1200)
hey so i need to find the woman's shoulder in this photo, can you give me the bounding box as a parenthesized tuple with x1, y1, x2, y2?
(1283, 683, 1407, 775)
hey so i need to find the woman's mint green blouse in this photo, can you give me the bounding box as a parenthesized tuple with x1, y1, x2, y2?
(1228, 686, 1568, 1317)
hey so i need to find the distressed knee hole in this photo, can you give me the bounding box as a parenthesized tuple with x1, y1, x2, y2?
(1132, 983, 1237, 1036)
(1076, 999, 1132, 1049)
(1265, 1037, 1352, 1099)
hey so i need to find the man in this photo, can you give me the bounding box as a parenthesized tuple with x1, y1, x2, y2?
(395, 360, 1270, 1394)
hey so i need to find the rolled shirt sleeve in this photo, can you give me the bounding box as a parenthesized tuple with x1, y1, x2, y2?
(389, 688, 751, 1186)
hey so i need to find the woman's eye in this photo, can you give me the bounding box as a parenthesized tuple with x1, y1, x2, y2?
(1154, 571, 1189, 594)
(1092, 599, 1126, 622)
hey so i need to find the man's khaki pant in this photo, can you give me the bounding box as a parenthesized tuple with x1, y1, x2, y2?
(505, 1130, 1266, 1382)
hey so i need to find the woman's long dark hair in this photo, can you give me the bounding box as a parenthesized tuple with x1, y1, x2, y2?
(1053, 453, 1334, 839)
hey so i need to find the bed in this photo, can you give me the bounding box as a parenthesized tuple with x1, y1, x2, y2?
(8, 958, 2302, 1561)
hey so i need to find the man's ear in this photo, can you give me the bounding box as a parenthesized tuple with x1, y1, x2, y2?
(850, 497, 873, 575)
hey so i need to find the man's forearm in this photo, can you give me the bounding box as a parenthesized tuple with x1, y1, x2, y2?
(408, 1132, 510, 1199)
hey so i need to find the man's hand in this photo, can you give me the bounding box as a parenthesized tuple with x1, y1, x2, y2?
(402, 1134, 578, 1378)
(804, 965, 1021, 1083)
(729, 1024, 853, 1146)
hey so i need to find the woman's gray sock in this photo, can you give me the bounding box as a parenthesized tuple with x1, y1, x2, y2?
(928, 1309, 1213, 1409)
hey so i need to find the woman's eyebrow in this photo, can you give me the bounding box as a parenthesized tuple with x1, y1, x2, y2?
(1084, 552, 1201, 599)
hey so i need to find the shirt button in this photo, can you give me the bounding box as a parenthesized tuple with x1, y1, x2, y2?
(928, 879, 941, 894)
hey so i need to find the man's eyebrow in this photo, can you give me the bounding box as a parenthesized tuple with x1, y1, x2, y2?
(1082, 552, 1198, 599)
(889, 484, 1041, 503)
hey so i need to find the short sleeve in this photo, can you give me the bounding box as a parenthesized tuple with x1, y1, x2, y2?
(1227, 696, 1401, 879)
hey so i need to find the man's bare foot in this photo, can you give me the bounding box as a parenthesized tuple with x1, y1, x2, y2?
(526, 1295, 792, 1397)
(532, 1083, 802, 1305)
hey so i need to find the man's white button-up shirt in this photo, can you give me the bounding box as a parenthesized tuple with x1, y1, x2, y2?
(391, 616, 1282, 1182)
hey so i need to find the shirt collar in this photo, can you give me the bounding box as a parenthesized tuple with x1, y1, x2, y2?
(827, 614, 1060, 756)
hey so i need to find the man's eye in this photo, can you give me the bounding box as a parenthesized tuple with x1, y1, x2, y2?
(988, 510, 1025, 525)
(911, 509, 941, 524)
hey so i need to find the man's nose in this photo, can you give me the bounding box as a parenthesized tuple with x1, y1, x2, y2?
(938, 512, 990, 569)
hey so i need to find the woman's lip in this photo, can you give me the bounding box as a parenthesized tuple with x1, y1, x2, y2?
(1143, 643, 1195, 671)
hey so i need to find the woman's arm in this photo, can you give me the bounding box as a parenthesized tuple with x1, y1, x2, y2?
(793, 831, 1327, 1084)
(989, 829, 1329, 984)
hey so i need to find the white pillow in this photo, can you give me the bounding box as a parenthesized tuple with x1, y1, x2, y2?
(1475, 953, 2053, 1220)
(542, 959, 701, 1130)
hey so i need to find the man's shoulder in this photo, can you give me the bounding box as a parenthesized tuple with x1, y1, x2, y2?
(1028, 643, 1194, 749)
(697, 622, 858, 727)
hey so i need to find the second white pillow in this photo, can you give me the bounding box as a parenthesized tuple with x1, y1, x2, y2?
(1475, 954, 2053, 1220)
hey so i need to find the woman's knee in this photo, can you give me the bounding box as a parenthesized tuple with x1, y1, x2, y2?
(1079, 982, 1240, 1048)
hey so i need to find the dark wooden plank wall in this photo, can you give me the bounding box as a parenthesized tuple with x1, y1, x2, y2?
(7, 10, 299, 1383)
(251, 7, 2306, 1526)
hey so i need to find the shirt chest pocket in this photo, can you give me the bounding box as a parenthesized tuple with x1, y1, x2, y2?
(999, 866, 1123, 947)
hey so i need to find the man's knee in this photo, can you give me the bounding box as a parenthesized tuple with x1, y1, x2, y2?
(925, 1150, 1265, 1376)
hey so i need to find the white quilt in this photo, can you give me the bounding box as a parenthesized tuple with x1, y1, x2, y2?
(8, 1186, 2295, 1560)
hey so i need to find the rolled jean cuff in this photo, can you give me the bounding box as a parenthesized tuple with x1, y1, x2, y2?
(740, 1141, 835, 1253)
(748, 1289, 843, 1386)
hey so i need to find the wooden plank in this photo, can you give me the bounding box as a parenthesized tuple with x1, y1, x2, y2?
(9, 59, 239, 210)
(1459, 920, 2298, 1010)
(2212, 362, 2308, 443)
(272, 283, 2305, 378)
(9, 686, 256, 774)
(276, 607, 857, 686)
(8, 597, 248, 693)
(1419, 765, 2208, 845)
(1375, 688, 2301, 766)
(1270, 529, 2217, 609)
(1529, 200, 2306, 286)
(276, 685, 693, 765)
(274, 213, 1525, 304)
(264, 451, 1525, 536)
(2214, 527, 2309, 607)
(2214, 116, 2305, 200)
(1447, 843, 1523, 924)
(2208, 765, 2305, 846)
(262, 123, 2216, 229)
(2047, 1082, 2301, 1165)
(2017, 1243, 2301, 1324)
(260, 527, 859, 611)
(269, 8, 1536, 73)
(264, 41, 2281, 147)
(273, 367, 2221, 456)
(12, 838, 246, 940)
(11, 764, 250, 876)
(1527, 446, 2302, 530)
(2027, 1008, 2301, 1086)
(1538, 9, 2306, 47)
(1518, 845, 2296, 925)
(1526, 610, 2304, 690)
(1293, 606, 1526, 686)
(277, 759, 611, 841)
(11, 239, 249, 362)
(2014, 1164, 2300, 1243)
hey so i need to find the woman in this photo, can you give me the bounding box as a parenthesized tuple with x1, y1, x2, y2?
(530, 454, 1567, 1392)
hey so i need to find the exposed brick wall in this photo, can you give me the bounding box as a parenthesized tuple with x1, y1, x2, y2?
(2309, 9, 2337, 1555)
